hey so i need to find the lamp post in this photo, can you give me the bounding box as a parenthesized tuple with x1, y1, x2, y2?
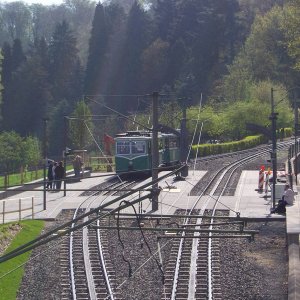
(43, 117, 49, 210)
(152, 92, 159, 211)
(293, 89, 300, 185)
(270, 88, 278, 210)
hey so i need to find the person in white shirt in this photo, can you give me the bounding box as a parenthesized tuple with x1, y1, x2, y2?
(272, 184, 295, 214)
(282, 184, 295, 205)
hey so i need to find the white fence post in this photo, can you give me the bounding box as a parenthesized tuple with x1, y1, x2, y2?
(2, 201, 5, 224)
(32, 197, 34, 219)
(19, 198, 21, 221)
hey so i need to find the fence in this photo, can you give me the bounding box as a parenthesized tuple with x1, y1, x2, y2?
(88, 156, 115, 172)
(0, 167, 42, 188)
(0, 196, 35, 224)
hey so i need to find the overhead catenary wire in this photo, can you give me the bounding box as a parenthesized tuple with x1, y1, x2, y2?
(116, 200, 165, 283)
(0, 165, 186, 264)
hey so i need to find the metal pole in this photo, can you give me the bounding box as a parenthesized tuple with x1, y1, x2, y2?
(63, 116, 68, 196)
(180, 101, 189, 177)
(270, 88, 277, 209)
(43, 118, 48, 210)
(180, 101, 187, 163)
(152, 92, 159, 211)
(294, 98, 298, 185)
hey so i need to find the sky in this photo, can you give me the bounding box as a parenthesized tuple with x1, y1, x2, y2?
(1, 0, 65, 5)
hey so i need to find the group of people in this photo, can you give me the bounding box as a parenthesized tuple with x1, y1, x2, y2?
(46, 160, 65, 191)
(271, 184, 295, 214)
(46, 155, 83, 190)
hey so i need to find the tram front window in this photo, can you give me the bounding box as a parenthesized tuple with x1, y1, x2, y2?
(131, 141, 146, 154)
(117, 141, 130, 154)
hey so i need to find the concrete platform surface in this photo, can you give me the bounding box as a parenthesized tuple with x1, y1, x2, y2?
(0, 170, 294, 223)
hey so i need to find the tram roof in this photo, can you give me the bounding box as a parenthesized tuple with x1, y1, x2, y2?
(115, 131, 178, 139)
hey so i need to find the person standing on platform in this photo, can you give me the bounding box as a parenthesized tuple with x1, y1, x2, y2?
(73, 155, 83, 181)
(52, 161, 58, 190)
(46, 160, 54, 189)
(55, 161, 65, 191)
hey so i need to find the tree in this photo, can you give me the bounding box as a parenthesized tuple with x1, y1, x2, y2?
(48, 100, 72, 156)
(49, 20, 81, 104)
(11, 54, 52, 137)
(69, 100, 93, 149)
(141, 38, 169, 91)
(0, 131, 23, 172)
(2, 39, 27, 132)
(23, 136, 42, 168)
(11, 38, 26, 71)
(281, 2, 300, 70)
(84, 2, 109, 96)
(117, 1, 152, 111)
(0, 1, 32, 45)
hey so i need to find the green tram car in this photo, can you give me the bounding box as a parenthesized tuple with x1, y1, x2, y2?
(115, 131, 180, 175)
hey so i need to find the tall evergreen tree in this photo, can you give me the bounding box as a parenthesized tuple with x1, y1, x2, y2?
(49, 20, 81, 104)
(2, 39, 26, 131)
(154, 0, 176, 41)
(11, 39, 26, 71)
(118, 1, 151, 111)
(84, 3, 109, 96)
(9, 51, 52, 137)
(1, 42, 12, 130)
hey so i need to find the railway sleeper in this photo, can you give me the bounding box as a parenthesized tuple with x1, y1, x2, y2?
(176, 291, 189, 297)
(197, 275, 208, 281)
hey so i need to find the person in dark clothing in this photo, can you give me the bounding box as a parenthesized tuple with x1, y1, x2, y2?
(46, 161, 54, 189)
(55, 161, 65, 190)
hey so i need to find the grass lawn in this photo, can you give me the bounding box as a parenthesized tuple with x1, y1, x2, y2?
(0, 220, 44, 299)
(0, 165, 74, 188)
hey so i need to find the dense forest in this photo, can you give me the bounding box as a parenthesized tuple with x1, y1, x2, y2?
(0, 0, 299, 160)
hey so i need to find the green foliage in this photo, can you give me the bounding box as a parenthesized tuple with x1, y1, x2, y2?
(0, 132, 42, 173)
(187, 92, 294, 142)
(220, 4, 300, 102)
(22, 136, 42, 167)
(281, 2, 300, 70)
(192, 135, 266, 157)
(69, 100, 93, 149)
(0, 220, 44, 299)
(0, 132, 23, 172)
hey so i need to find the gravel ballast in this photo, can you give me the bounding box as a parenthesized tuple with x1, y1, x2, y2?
(14, 147, 290, 299)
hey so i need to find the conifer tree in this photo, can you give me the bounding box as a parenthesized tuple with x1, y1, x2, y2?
(118, 1, 151, 108)
(49, 20, 81, 104)
(1, 42, 12, 129)
(2, 39, 26, 131)
(84, 3, 109, 96)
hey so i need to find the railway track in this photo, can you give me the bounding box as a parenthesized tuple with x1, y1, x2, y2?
(161, 147, 272, 299)
(60, 178, 130, 299)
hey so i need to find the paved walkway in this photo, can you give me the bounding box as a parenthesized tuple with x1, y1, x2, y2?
(0, 170, 292, 222)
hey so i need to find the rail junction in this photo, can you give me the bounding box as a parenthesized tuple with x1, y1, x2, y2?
(0, 141, 299, 299)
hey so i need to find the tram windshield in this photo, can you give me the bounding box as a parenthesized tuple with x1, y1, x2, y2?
(131, 141, 146, 154)
(116, 141, 130, 154)
(116, 140, 146, 154)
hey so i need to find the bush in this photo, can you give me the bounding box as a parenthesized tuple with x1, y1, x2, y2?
(192, 135, 267, 157)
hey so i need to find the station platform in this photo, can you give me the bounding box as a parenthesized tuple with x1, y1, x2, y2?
(0, 170, 291, 222)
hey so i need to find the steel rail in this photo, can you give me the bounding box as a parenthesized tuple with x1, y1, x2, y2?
(167, 146, 277, 300)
